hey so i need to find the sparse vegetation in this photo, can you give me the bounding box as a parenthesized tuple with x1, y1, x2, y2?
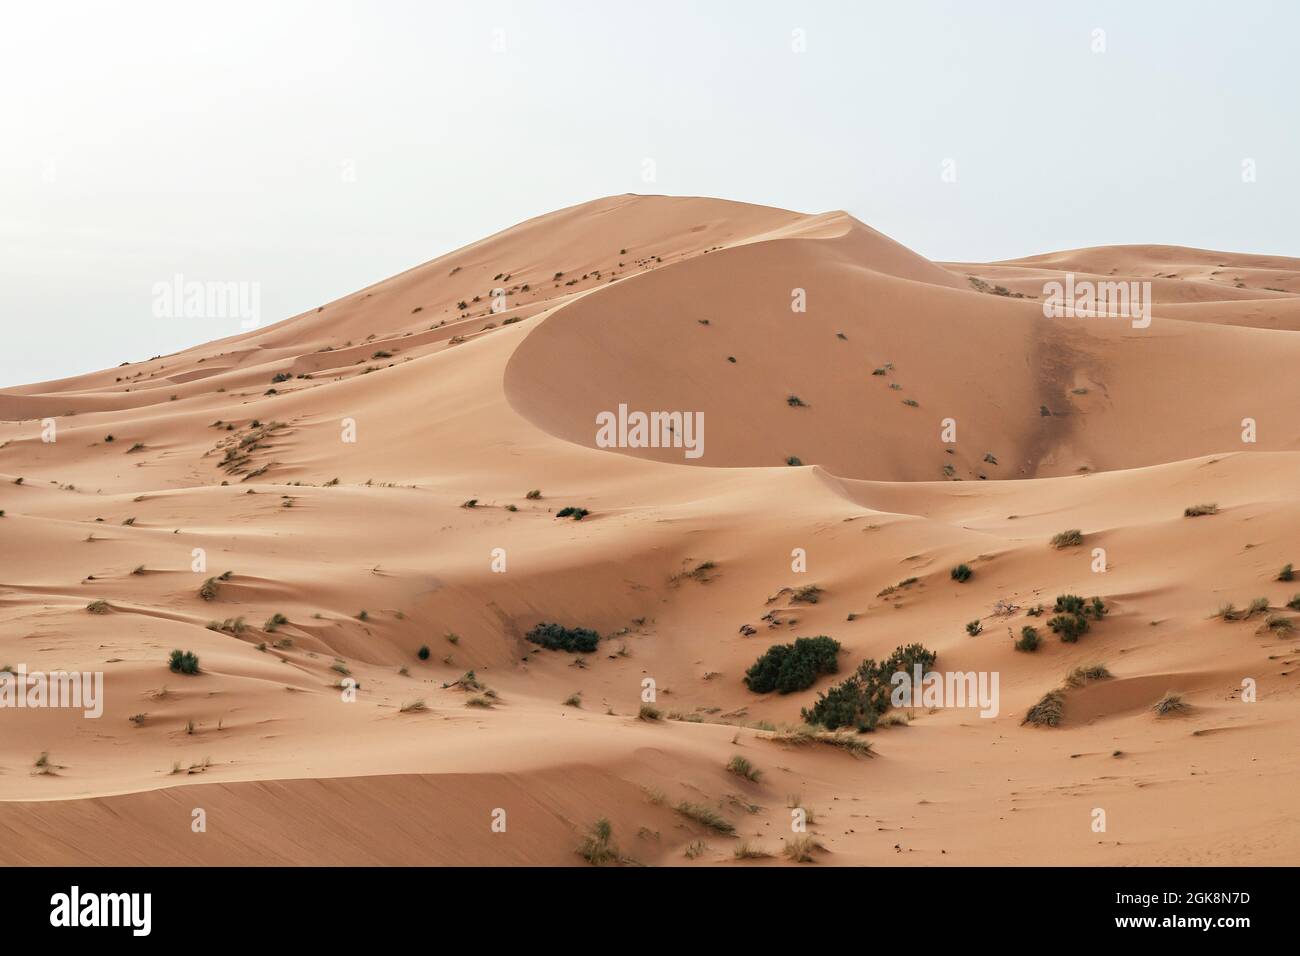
(1153, 692, 1189, 717)
(555, 506, 590, 520)
(577, 818, 620, 865)
(785, 456, 803, 466)
(733, 841, 772, 860)
(264, 612, 288, 632)
(675, 801, 734, 834)
(638, 704, 662, 721)
(965, 619, 982, 636)
(1063, 663, 1112, 688)
(1184, 503, 1218, 517)
(1279, 564, 1295, 582)
(726, 755, 761, 781)
(86, 600, 110, 614)
(950, 563, 973, 583)
(784, 835, 821, 863)
(417, 645, 430, 660)
(525, 489, 542, 499)
(400, 699, 428, 713)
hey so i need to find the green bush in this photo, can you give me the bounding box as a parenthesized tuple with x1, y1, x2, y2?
(526, 622, 600, 653)
(555, 506, 590, 520)
(1015, 626, 1040, 652)
(951, 563, 973, 582)
(801, 643, 936, 731)
(417, 645, 430, 660)
(743, 636, 840, 694)
(1048, 613, 1089, 643)
(168, 649, 200, 675)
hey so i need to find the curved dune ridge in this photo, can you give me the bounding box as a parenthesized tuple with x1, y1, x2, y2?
(1, 194, 1299, 866)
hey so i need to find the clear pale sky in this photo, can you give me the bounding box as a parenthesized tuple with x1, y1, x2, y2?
(2, 0, 1296, 386)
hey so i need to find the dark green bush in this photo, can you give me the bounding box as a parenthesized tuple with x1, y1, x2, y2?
(1015, 626, 1040, 652)
(744, 636, 840, 694)
(526, 622, 600, 653)
(951, 564, 973, 582)
(168, 649, 200, 674)
(801, 643, 936, 730)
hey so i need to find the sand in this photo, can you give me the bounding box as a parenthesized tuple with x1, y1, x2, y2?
(2, 194, 1298, 865)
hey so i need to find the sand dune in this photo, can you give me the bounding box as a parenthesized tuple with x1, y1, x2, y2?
(2, 194, 1298, 865)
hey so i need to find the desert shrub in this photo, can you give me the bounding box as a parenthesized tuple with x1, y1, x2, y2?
(950, 563, 973, 582)
(1048, 613, 1088, 643)
(733, 841, 772, 859)
(726, 755, 761, 781)
(743, 636, 841, 694)
(801, 643, 936, 731)
(168, 649, 200, 675)
(86, 600, 110, 614)
(785, 456, 803, 466)
(270, 372, 292, 383)
(417, 645, 430, 660)
(1277, 563, 1294, 582)
(1016, 626, 1040, 651)
(675, 802, 734, 833)
(1063, 664, 1111, 688)
(1183, 503, 1218, 517)
(264, 612, 288, 632)
(784, 835, 820, 863)
(1051, 529, 1083, 548)
(787, 395, 807, 407)
(965, 619, 982, 636)
(578, 818, 619, 865)
(555, 506, 590, 520)
(638, 703, 661, 721)
(526, 622, 600, 653)
(525, 489, 542, 499)
(198, 577, 220, 601)
(1023, 691, 1065, 726)
(1153, 692, 1188, 716)
(1247, 596, 1270, 617)
(1288, 595, 1300, 611)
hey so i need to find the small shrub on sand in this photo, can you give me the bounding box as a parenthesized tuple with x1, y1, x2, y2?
(675, 802, 734, 834)
(784, 835, 821, 863)
(1048, 613, 1089, 643)
(726, 755, 761, 782)
(1023, 690, 1065, 727)
(733, 841, 772, 860)
(1288, 595, 1300, 612)
(1063, 664, 1111, 689)
(638, 704, 661, 721)
(578, 818, 619, 865)
(525, 489, 542, 499)
(167, 650, 200, 675)
(264, 612, 288, 632)
(1246, 597, 1270, 618)
(1015, 626, 1040, 652)
(417, 645, 430, 660)
(400, 699, 427, 713)
(198, 577, 220, 601)
(1278, 563, 1295, 582)
(86, 600, 110, 614)
(1051, 529, 1084, 548)
(563, 692, 582, 707)
(785, 456, 803, 466)
(1183, 503, 1218, 517)
(684, 840, 708, 860)
(555, 506, 590, 520)
(950, 563, 973, 583)
(1153, 692, 1189, 717)
(965, 619, 982, 636)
